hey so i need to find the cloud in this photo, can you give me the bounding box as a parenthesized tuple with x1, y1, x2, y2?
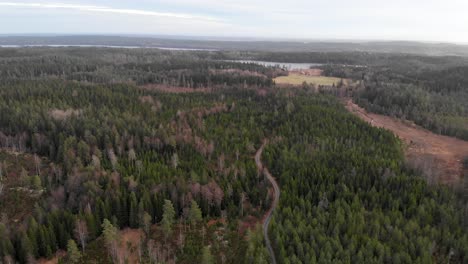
(0, 2, 221, 22)
(1, 0, 467, 43)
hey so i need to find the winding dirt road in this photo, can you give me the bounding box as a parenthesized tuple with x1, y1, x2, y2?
(255, 141, 280, 264)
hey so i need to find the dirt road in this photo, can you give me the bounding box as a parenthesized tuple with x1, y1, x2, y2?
(255, 141, 280, 264)
(345, 99, 468, 185)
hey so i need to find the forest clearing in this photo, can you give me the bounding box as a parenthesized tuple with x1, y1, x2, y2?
(274, 73, 346, 86)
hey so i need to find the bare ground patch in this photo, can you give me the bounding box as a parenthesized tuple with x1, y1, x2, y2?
(0, 150, 49, 223)
(344, 99, 468, 185)
(49, 108, 82, 121)
(118, 228, 144, 264)
(37, 251, 66, 264)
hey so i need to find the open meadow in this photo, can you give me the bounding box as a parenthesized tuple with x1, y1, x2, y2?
(274, 73, 346, 86)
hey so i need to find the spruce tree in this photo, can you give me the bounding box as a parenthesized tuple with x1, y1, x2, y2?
(188, 200, 203, 227)
(161, 199, 176, 240)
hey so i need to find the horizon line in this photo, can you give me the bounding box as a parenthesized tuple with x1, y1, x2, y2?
(0, 33, 467, 46)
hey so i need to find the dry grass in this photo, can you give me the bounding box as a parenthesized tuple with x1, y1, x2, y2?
(49, 108, 82, 121)
(118, 228, 144, 264)
(274, 73, 345, 86)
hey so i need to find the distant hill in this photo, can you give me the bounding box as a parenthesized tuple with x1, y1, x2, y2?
(1, 35, 468, 56)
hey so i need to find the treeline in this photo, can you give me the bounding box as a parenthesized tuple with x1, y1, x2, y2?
(301, 51, 468, 140)
(354, 64, 468, 140)
(356, 83, 468, 140)
(0, 48, 276, 88)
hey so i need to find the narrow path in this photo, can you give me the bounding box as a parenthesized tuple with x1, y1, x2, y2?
(255, 141, 280, 264)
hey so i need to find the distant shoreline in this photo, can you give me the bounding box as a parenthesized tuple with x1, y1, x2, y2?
(0, 44, 218, 51)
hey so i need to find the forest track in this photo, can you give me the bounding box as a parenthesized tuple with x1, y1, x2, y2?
(255, 141, 279, 264)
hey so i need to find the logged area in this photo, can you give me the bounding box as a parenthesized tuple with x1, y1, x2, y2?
(345, 99, 468, 184)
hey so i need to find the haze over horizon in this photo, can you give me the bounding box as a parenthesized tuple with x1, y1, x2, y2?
(0, 0, 468, 44)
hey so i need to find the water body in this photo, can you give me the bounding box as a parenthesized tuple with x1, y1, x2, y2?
(229, 60, 322, 70)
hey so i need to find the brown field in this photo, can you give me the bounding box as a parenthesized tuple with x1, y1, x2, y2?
(345, 99, 468, 185)
(274, 73, 347, 86)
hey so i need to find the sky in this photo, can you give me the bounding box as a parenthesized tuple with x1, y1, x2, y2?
(0, 0, 468, 43)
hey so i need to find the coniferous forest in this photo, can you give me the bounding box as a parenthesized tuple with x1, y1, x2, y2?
(0, 47, 467, 264)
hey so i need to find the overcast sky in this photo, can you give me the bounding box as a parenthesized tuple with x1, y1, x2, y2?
(1, 0, 467, 43)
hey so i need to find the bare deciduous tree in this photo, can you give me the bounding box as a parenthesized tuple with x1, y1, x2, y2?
(33, 154, 41, 176)
(91, 154, 101, 169)
(74, 219, 89, 252)
(147, 239, 158, 264)
(207, 141, 215, 159)
(218, 153, 225, 172)
(107, 149, 118, 171)
(128, 148, 137, 164)
(171, 153, 179, 169)
(136, 160, 143, 176)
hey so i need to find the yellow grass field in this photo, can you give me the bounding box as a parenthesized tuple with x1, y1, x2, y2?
(274, 73, 345, 86)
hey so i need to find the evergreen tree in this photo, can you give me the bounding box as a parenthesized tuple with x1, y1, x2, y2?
(188, 200, 203, 227)
(161, 200, 176, 240)
(201, 246, 215, 264)
(102, 219, 120, 263)
(66, 240, 81, 264)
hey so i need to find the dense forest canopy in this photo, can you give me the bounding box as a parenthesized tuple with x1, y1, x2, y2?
(0, 47, 467, 263)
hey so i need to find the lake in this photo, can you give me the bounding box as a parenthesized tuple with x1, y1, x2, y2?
(228, 60, 322, 70)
